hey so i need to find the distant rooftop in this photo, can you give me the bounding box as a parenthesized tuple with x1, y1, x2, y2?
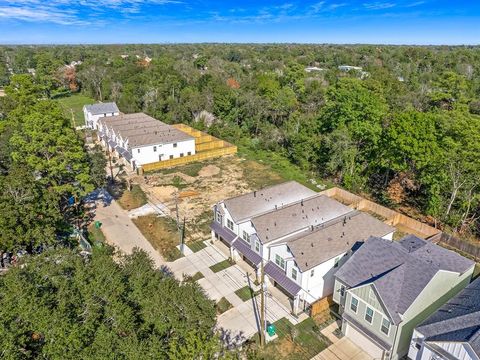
(251, 194, 353, 244)
(416, 277, 480, 356)
(336, 236, 474, 324)
(85, 102, 119, 115)
(99, 112, 193, 148)
(287, 212, 394, 272)
(222, 181, 316, 223)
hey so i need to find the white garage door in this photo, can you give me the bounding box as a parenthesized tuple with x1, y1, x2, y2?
(345, 322, 384, 359)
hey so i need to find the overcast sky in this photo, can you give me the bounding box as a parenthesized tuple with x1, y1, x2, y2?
(0, 0, 479, 44)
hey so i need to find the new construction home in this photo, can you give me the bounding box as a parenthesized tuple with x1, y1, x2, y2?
(333, 235, 474, 360)
(97, 112, 195, 170)
(409, 277, 480, 360)
(211, 181, 395, 314)
(84, 102, 120, 130)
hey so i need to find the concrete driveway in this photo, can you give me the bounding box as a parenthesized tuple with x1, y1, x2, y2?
(93, 192, 166, 268)
(311, 322, 373, 360)
(169, 241, 305, 346)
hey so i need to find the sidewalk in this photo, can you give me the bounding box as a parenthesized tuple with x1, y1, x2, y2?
(94, 196, 166, 268)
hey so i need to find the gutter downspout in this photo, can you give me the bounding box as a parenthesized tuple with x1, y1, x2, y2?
(388, 319, 402, 360)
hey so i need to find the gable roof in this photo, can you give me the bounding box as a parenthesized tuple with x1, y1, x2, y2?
(416, 277, 480, 356)
(251, 194, 353, 244)
(335, 235, 474, 324)
(287, 212, 395, 272)
(98, 113, 193, 148)
(85, 102, 119, 115)
(222, 181, 316, 223)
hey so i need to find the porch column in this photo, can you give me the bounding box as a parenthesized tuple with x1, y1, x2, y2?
(293, 294, 300, 316)
(211, 229, 216, 242)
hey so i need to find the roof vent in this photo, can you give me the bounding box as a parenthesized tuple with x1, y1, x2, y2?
(301, 199, 304, 206)
(311, 242, 314, 247)
(254, 191, 257, 197)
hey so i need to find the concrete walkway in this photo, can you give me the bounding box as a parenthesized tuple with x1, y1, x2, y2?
(94, 195, 166, 268)
(311, 321, 372, 360)
(169, 241, 307, 346)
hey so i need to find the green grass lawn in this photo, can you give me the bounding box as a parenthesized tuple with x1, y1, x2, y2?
(234, 286, 256, 302)
(252, 317, 330, 360)
(115, 184, 148, 211)
(209, 259, 234, 273)
(188, 241, 207, 253)
(190, 271, 204, 281)
(157, 162, 205, 177)
(55, 93, 95, 126)
(216, 297, 233, 315)
(87, 223, 106, 244)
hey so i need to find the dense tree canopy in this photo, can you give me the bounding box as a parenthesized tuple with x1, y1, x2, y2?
(0, 247, 220, 359)
(1, 44, 479, 236)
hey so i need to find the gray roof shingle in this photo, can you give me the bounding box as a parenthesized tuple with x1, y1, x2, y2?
(287, 212, 395, 272)
(99, 113, 193, 148)
(416, 277, 480, 356)
(222, 181, 316, 223)
(335, 236, 474, 324)
(85, 102, 119, 115)
(251, 194, 353, 244)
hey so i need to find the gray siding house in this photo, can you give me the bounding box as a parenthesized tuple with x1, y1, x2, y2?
(333, 235, 475, 360)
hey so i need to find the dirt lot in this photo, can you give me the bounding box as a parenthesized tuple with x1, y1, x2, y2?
(130, 155, 286, 243)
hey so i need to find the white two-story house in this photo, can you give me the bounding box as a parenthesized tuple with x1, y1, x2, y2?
(98, 113, 195, 170)
(211, 181, 395, 314)
(83, 102, 120, 130)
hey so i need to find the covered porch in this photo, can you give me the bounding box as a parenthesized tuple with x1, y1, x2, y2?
(264, 261, 302, 315)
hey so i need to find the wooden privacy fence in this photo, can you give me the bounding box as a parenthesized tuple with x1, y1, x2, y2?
(139, 123, 237, 173)
(319, 187, 441, 239)
(439, 233, 480, 261)
(141, 144, 237, 173)
(310, 296, 334, 317)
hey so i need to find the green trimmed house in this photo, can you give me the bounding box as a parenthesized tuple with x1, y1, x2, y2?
(332, 235, 474, 360)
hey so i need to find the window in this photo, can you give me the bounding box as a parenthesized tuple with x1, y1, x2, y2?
(227, 219, 234, 231)
(291, 268, 297, 281)
(187, 151, 192, 156)
(137, 149, 141, 153)
(310, 269, 314, 277)
(216, 212, 222, 224)
(153, 146, 157, 152)
(334, 256, 341, 268)
(173, 143, 178, 148)
(275, 254, 285, 269)
(255, 241, 260, 253)
(340, 285, 346, 297)
(180, 153, 184, 157)
(350, 297, 358, 313)
(381, 318, 390, 335)
(242, 231, 250, 243)
(365, 307, 374, 324)
(169, 155, 174, 159)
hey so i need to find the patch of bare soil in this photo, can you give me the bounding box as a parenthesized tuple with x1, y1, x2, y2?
(198, 164, 220, 177)
(132, 156, 283, 243)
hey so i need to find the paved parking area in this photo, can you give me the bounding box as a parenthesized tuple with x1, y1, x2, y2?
(169, 241, 306, 345)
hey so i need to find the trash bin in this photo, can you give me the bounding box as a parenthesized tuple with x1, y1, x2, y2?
(95, 221, 102, 229)
(267, 324, 276, 337)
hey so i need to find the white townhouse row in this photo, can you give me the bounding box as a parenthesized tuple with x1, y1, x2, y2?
(211, 181, 395, 314)
(83, 102, 120, 130)
(96, 112, 195, 170)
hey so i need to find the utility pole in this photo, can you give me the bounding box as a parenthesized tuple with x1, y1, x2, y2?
(107, 150, 114, 183)
(174, 192, 184, 254)
(259, 261, 266, 346)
